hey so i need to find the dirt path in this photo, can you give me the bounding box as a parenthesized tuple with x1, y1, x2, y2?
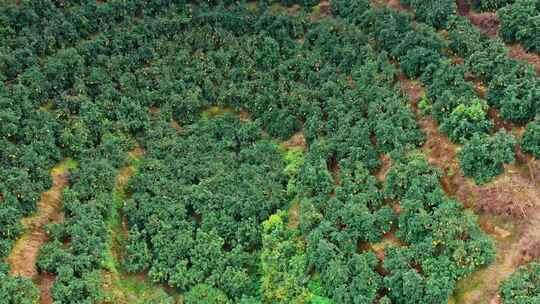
(102, 147, 179, 303)
(5, 160, 74, 304)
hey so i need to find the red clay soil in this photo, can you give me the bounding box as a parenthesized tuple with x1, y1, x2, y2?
(169, 119, 182, 132)
(469, 13, 500, 37)
(508, 44, 540, 75)
(38, 273, 56, 304)
(375, 154, 392, 182)
(372, 0, 410, 12)
(238, 109, 252, 122)
(457, 0, 470, 16)
(319, 0, 331, 15)
(488, 108, 514, 132)
(398, 74, 424, 105)
(310, 0, 332, 21)
(371, 232, 405, 261)
(387, 0, 409, 12)
(327, 154, 341, 186)
(457, 0, 500, 37)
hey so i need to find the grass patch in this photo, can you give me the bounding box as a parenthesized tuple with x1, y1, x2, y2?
(280, 146, 305, 198)
(104, 273, 179, 304)
(201, 106, 235, 119)
(51, 158, 77, 175)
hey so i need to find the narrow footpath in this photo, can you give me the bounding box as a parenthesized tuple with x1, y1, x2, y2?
(6, 159, 75, 304)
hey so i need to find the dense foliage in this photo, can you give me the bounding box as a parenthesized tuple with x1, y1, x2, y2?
(521, 116, 540, 158)
(261, 212, 311, 303)
(500, 262, 540, 304)
(439, 99, 493, 143)
(0, 271, 39, 304)
(471, 0, 515, 11)
(499, 0, 540, 54)
(399, 0, 457, 29)
(0, 0, 533, 302)
(123, 115, 288, 300)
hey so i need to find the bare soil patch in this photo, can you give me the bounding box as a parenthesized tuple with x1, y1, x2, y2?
(375, 154, 392, 182)
(38, 273, 56, 304)
(508, 44, 540, 75)
(170, 119, 182, 132)
(287, 201, 300, 230)
(488, 108, 514, 132)
(372, 0, 410, 12)
(281, 131, 307, 150)
(371, 232, 405, 261)
(387, 0, 409, 12)
(473, 165, 537, 218)
(469, 13, 499, 37)
(310, 0, 332, 21)
(457, 0, 470, 16)
(398, 75, 424, 105)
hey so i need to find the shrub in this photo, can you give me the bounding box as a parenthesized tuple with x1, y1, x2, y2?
(439, 99, 493, 143)
(521, 117, 540, 159)
(0, 273, 39, 304)
(261, 212, 311, 303)
(458, 131, 516, 184)
(409, 0, 457, 29)
(500, 262, 540, 304)
(400, 47, 442, 78)
(184, 284, 230, 304)
(498, 0, 539, 44)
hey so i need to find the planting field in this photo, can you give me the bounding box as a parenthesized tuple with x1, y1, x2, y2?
(0, 1, 539, 303)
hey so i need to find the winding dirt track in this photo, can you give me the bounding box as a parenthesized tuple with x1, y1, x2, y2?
(6, 162, 71, 304)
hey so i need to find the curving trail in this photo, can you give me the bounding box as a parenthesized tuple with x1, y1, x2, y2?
(5, 160, 74, 304)
(102, 147, 179, 303)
